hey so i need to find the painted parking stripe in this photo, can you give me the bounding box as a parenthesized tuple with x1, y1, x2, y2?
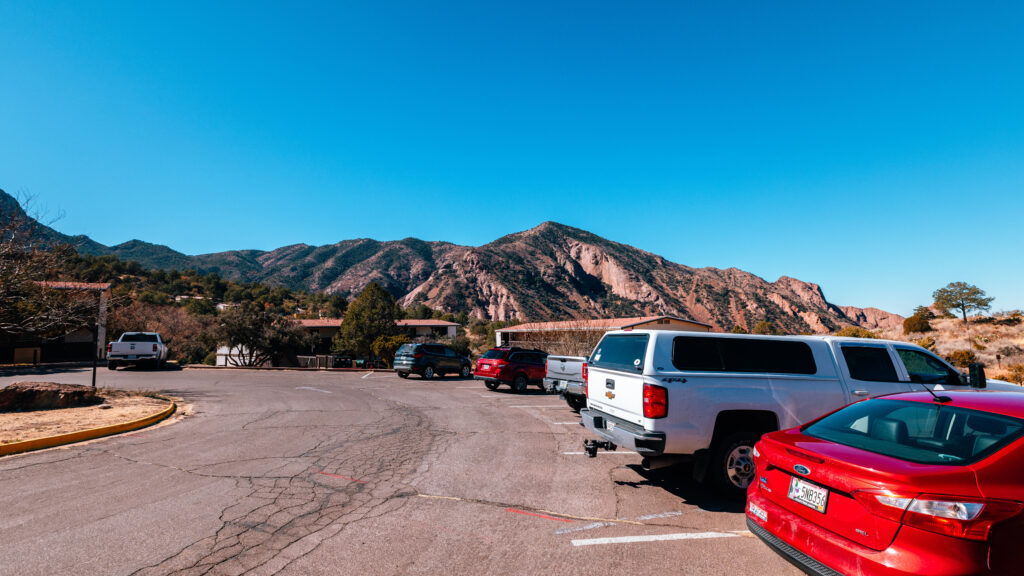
(571, 531, 738, 547)
(555, 522, 614, 535)
(504, 508, 574, 523)
(296, 387, 332, 394)
(553, 422, 580, 425)
(318, 471, 365, 484)
(508, 405, 564, 409)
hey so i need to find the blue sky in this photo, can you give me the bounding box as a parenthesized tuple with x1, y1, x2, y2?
(1, 1, 1022, 315)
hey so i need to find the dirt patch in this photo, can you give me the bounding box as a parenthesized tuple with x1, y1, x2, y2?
(0, 389, 171, 445)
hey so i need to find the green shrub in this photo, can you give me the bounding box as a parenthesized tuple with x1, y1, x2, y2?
(1007, 364, 1024, 385)
(730, 325, 748, 334)
(946, 349, 978, 368)
(752, 321, 780, 335)
(203, 350, 218, 365)
(902, 314, 933, 334)
(833, 326, 879, 339)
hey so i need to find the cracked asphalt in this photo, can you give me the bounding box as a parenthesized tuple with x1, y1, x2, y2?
(0, 367, 800, 576)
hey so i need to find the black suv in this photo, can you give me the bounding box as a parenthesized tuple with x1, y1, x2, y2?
(394, 343, 472, 380)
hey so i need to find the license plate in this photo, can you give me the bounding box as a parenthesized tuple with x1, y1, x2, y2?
(748, 502, 768, 522)
(788, 476, 828, 513)
(606, 420, 616, 431)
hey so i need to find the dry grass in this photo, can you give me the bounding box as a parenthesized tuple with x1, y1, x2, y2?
(0, 389, 170, 445)
(875, 314, 1024, 383)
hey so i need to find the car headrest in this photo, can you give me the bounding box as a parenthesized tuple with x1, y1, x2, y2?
(974, 435, 1001, 456)
(967, 415, 1007, 436)
(870, 417, 909, 444)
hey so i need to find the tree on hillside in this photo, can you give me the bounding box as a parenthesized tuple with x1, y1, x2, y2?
(333, 283, 400, 357)
(752, 320, 781, 335)
(0, 193, 95, 340)
(932, 282, 994, 324)
(214, 303, 311, 367)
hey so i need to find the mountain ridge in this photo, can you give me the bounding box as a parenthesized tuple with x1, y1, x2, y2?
(1, 189, 902, 332)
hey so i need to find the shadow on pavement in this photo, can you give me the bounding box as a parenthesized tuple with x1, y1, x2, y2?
(0, 366, 90, 378)
(618, 463, 745, 514)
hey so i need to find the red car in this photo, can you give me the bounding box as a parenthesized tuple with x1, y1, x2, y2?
(473, 347, 547, 393)
(747, 390, 1024, 576)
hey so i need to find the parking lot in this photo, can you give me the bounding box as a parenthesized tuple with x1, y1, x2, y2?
(0, 367, 800, 576)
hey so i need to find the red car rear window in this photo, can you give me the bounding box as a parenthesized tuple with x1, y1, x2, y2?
(481, 349, 508, 360)
(804, 399, 1024, 466)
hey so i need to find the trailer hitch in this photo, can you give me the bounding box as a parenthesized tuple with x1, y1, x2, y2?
(583, 439, 617, 458)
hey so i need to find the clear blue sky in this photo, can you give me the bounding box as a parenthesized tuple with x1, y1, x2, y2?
(2, 1, 1022, 315)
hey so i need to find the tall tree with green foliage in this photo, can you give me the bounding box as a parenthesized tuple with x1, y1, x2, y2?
(932, 282, 994, 324)
(334, 283, 399, 357)
(214, 303, 311, 366)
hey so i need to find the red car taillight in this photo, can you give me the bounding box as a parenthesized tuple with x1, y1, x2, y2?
(582, 362, 588, 397)
(413, 353, 424, 359)
(642, 383, 668, 419)
(854, 490, 1024, 542)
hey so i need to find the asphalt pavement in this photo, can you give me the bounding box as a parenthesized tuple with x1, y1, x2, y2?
(0, 367, 801, 576)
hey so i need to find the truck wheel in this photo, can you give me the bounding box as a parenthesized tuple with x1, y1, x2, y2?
(460, 365, 471, 378)
(484, 380, 500, 390)
(107, 362, 118, 371)
(566, 395, 587, 412)
(423, 366, 435, 380)
(397, 372, 409, 379)
(511, 374, 528, 393)
(710, 431, 758, 500)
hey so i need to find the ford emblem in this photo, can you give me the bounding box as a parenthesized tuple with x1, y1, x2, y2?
(794, 464, 811, 475)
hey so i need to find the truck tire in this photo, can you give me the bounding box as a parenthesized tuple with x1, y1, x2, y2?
(710, 431, 758, 500)
(484, 380, 500, 390)
(107, 361, 118, 371)
(511, 374, 528, 393)
(423, 366, 435, 380)
(565, 395, 587, 412)
(397, 372, 409, 379)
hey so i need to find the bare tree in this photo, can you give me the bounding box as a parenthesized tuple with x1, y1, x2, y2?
(0, 193, 95, 340)
(504, 320, 605, 357)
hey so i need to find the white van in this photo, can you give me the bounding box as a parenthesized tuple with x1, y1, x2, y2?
(580, 330, 1013, 499)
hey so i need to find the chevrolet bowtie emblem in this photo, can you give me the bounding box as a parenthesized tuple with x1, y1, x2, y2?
(605, 391, 615, 399)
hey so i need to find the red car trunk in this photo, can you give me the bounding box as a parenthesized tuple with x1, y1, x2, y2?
(757, 429, 982, 551)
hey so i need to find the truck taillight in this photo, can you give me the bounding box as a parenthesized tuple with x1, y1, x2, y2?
(582, 362, 588, 397)
(153, 344, 158, 352)
(643, 383, 668, 419)
(107, 343, 112, 353)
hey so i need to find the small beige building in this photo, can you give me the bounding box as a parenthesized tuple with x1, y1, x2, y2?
(495, 315, 711, 356)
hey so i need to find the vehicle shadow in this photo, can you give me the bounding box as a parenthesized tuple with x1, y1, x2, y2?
(0, 366, 91, 378)
(116, 363, 184, 372)
(481, 387, 552, 396)
(618, 463, 745, 513)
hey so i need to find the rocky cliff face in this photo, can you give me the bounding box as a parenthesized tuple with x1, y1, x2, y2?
(2, 188, 901, 333)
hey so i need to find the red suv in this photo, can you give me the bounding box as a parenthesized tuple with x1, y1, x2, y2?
(747, 390, 1024, 576)
(474, 347, 548, 393)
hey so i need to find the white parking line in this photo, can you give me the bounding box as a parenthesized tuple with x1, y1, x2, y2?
(296, 387, 333, 394)
(635, 511, 683, 520)
(553, 422, 580, 425)
(561, 451, 637, 455)
(509, 405, 563, 409)
(554, 522, 614, 535)
(361, 372, 374, 379)
(571, 531, 738, 547)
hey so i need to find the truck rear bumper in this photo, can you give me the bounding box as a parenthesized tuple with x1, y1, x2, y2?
(544, 378, 584, 396)
(580, 408, 666, 456)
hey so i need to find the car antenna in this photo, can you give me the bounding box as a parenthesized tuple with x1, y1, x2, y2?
(918, 381, 952, 404)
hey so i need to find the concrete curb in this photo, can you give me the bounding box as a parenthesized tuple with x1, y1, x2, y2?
(0, 398, 177, 457)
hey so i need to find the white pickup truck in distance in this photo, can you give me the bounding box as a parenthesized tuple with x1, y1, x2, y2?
(107, 332, 169, 370)
(544, 355, 587, 412)
(580, 330, 1017, 499)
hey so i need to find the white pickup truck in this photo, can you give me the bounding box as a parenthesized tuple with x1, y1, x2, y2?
(580, 330, 1016, 499)
(544, 355, 588, 411)
(107, 332, 169, 370)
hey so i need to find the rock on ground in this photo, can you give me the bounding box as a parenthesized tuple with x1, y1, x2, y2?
(0, 382, 101, 412)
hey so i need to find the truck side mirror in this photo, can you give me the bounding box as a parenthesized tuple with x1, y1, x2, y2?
(969, 363, 987, 389)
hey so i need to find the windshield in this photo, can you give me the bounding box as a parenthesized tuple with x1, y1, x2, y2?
(804, 399, 1024, 465)
(121, 334, 158, 343)
(396, 344, 420, 355)
(482, 349, 508, 360)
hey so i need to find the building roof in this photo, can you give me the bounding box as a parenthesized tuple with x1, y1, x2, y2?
(497, 315, 711, 333)
(295, 318, 344, 328)
(37, 281, 112, 291)
(396, 319, 460, 327)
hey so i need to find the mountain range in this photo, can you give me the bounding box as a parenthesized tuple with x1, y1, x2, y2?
(2, 189, 901, 332)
